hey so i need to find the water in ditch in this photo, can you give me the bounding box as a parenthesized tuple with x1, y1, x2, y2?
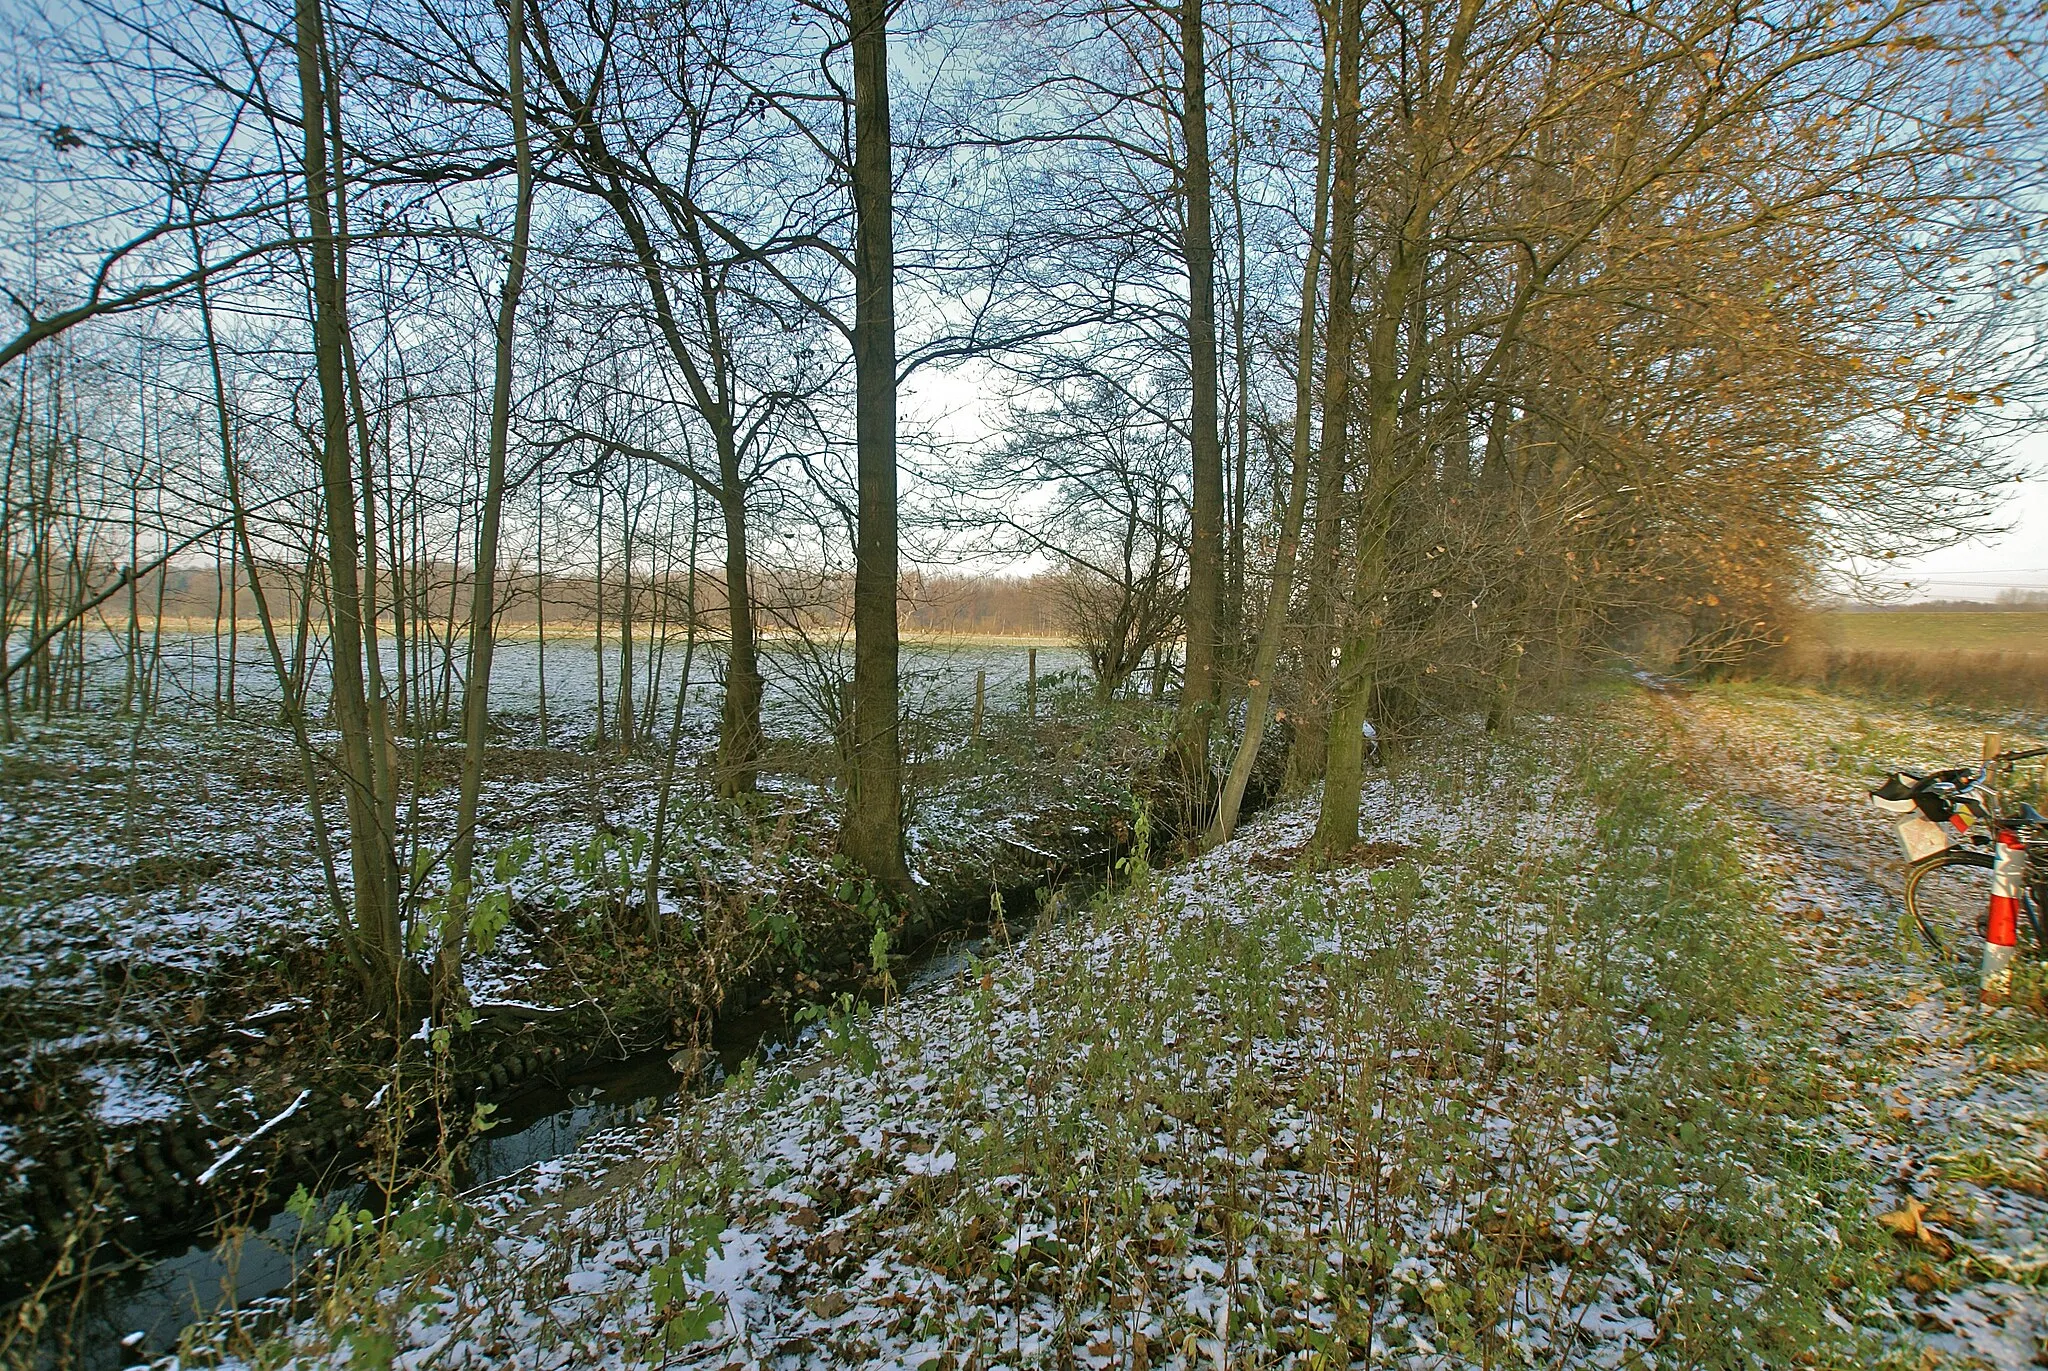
(65, 921, 1010, 1370)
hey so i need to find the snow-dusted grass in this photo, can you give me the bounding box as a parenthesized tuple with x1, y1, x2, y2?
(0, 681, 1136, 1138)
(1666, 682, 2048, 1367)
(217, 703, 1925, 1370)
(0, 670, 1152, 1362)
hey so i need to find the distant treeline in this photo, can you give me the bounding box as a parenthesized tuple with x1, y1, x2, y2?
(1825, 591, 2048, 612)
(43, 561, 1070, 640)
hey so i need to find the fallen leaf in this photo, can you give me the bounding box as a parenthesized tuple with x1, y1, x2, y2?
(1878, 1198, 1954, 1259)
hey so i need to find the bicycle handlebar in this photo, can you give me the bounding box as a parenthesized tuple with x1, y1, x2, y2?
(1909, 747, 2047, 830)
(1924, 747, 2046, 799)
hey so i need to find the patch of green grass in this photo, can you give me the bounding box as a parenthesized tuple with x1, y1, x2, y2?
(1928, 1147, 2048, 1200)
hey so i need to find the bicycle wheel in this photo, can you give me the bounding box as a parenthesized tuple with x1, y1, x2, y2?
(1903, 850, 1992, 975)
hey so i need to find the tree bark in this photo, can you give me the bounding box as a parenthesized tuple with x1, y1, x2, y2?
(1288, 0, 1361, 790)
(1171, 0, 1225, 825)
(292, 0, 408, 1022)
(1316, 231, 1429, 855)
(715, 432, 764, 795)
(615, 490, 636, 746)
(838, 0, 912, 895)
(646, 483, 702, 935)
(1313, 0, 1477, 854)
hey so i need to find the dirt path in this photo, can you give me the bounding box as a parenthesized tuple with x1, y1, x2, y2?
(1663, 684, 2048, 1369)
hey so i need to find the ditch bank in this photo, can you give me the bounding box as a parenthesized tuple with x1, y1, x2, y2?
(4, 734, 1288, 1366)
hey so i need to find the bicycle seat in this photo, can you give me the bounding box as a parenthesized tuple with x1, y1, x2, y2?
(2017, 802, 2047, 827)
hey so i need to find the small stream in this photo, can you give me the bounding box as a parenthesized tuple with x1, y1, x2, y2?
(70, 921, 1008, 1370)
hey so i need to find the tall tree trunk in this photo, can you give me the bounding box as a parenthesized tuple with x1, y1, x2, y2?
(123, 458, 140, 716)
(1313, 0, 1477, 854)
(715, 429, 764, 795)
(536, 497, 549, 745)
(1288, 0, 1360, 789)
(1315, 251, 1423, 854)
(594, 481, 607, 743)
(445, 0, 533, 996)
(1221, 20, 1253, 668)
(615, 485, 636, 746)
(838, 0, 912, 895)
(1172, 0, 1225, 826)
(646, 483, 702, 935)
(641, 500, 671, 745)
(1204, 29, 1334, 850)
(1313, 503, 1387, 853)
(292, 0, 408, 1022)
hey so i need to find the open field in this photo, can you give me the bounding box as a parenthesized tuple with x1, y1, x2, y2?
(1806, 611, 2048, 654)
(1761, 612, 2048, 715)
(0, 628, 1090, 736)
(18, 620, 1079, 649)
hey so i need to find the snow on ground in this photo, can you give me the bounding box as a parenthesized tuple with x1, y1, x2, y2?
(197, 687, 2042, 1370)
(0, 654, 1127, 1148)
(1668, 682, 2048, 1369)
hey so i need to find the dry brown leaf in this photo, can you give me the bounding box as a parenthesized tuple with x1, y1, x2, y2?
(1878, 1198, 1955, 1259)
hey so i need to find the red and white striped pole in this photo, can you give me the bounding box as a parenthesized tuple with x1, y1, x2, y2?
(1981, 828, 2025, 1006)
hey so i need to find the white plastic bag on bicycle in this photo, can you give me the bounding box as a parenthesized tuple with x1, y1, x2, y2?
(1872, 792, 1953, 862)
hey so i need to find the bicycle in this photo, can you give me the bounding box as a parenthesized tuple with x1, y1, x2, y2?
(1871, 746, 2048, 981)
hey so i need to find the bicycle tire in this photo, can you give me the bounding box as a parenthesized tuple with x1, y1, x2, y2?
(1903, 849, 1993, 975)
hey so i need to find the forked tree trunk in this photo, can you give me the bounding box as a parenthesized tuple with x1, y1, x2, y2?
(547, 87, 769, 791)
(1288, 0, 1361, 789)
(1313, 0, 1478, 854)
(1315, 226, 1432, 854)
(292, 0, 410, 1023)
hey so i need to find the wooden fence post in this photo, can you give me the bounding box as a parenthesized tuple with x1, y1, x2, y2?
(1027, 647, 1037, 719)
(973, 668, 985, 739)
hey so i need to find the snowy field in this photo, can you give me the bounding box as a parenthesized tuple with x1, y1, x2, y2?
(0, 635, 1099, 1131)
(0, 634, 1119, 1351)
(171, 682, 2048, 1370)
(12, 630, 1087, 743)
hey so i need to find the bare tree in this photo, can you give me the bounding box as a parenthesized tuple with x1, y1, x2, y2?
(445, 0, 535, 994)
